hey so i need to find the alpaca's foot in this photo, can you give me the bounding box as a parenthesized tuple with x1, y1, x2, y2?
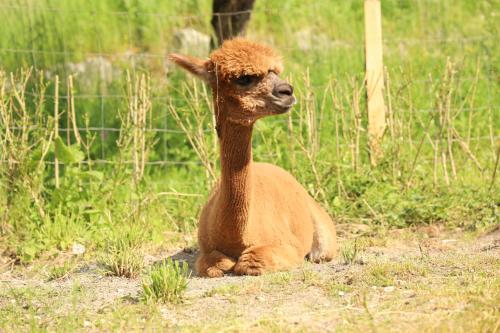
(234, 245, 302, 276)
(196, 250, 236, 278)
(233, 247, 269, 276)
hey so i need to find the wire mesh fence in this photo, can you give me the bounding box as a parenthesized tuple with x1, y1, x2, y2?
(0, 1, 498, 173)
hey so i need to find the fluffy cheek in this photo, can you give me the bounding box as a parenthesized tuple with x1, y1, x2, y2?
(239, 95, 266, 113)
(239, 81, 273, 114)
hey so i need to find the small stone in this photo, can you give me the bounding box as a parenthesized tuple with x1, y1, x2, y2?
(72, 243, 86, 255)
(403, 290, 416, 298)
(338, 291, 345, 296)
(160, 307, 169, 318)
(384, 286, 395, 292)
(83, 320, 91, 327)
(256, 296, 265, 302)
(143, 254, 156, 264)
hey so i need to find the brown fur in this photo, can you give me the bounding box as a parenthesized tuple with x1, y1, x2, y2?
(169, 38, 337, 277)
(209, 39, 283, 80)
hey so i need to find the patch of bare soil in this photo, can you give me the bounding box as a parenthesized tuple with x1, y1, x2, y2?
(1, 225, 499, 331)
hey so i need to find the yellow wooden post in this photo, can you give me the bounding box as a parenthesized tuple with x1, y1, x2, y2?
(54, 75, 60, 189)
(364, 0, 386, 166)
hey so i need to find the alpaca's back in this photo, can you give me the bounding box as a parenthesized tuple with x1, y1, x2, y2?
(250, 163, 337, 261)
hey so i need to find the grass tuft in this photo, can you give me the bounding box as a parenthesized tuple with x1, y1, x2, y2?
(141, 258, 190, 304)
(364, 260, 429, 287)
(99, 240, 144, 279)
(47, 260, 77, 281)
(341, 238, 363, 264)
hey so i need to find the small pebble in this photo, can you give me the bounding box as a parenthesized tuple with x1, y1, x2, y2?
(72, 243, 86, 255)
(338, 291, 345, 296)
(384, 286, 395, 292)
(160, 307, 169, 318)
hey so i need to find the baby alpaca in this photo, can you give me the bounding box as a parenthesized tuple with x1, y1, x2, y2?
(170, 38, 337, 277)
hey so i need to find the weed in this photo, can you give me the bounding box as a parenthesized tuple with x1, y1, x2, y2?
(325, 282, 354, 297)
(203, 284, 242, 298)
(141, 258, 190, 304)
(265, 271, 293, 287)
(300, 268, 322, 287)
(364, 260, 429, 287)
(99, 240, 144, 279)
(341, 238, 362, 264)
(47, 260, 77, 281)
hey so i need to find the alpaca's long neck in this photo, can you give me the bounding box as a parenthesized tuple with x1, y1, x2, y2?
(218, 119, 254, 231)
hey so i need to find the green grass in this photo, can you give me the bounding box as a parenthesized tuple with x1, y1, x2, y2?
(99, 239, 144, 278)
(341, 238, 363, 265)
(46, 259, 78, 281)
(141, 258, 190, 304)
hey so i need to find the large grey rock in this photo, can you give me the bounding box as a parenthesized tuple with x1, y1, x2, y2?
(173, 28, 211, 58)
(295, 29, 352, 51)
(64, 56, 116, 91)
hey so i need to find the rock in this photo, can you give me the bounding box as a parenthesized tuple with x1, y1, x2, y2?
(72, 242, 86, 255)
(295, 29, 352, 51)
(44, 56, 120, 92)
(383, 286, 395, 293)
(173, 28, 211, 58)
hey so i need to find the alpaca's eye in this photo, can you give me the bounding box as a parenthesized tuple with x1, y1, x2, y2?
(235, 75, 256, 86)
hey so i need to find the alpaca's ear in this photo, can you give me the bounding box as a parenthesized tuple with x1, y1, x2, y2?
(168, 54, 213, 82)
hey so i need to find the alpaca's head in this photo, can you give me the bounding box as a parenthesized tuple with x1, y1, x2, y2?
(169, 38, 296, 126)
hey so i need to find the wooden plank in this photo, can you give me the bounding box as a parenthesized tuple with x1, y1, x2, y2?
(54, 75, 60, 189)
(364, 0, 386, 166)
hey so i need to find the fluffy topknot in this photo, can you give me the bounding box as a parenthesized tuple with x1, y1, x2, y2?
(209, 38, 283, 81)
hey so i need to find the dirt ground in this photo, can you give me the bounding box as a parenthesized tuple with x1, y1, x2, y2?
(1, 224, 499, 332)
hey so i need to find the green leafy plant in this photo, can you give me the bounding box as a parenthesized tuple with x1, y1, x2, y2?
(142, 258, 190, 304)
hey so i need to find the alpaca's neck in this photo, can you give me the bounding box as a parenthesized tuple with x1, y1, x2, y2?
(218, 119, 254, 231)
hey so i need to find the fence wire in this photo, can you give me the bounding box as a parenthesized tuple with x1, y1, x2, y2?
(0, 3, 497, 169)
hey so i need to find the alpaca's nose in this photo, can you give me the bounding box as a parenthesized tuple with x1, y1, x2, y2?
(273, 83, 294, 98)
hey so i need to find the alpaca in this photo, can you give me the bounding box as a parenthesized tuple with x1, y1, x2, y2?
(169, 38, 337, 277)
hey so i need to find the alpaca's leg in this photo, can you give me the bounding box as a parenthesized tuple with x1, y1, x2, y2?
(233, 245, 303, 276)
(196, 250, 236, 278)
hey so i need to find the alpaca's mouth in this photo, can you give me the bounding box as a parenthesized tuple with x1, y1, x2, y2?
(271, 95, 297, 113)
